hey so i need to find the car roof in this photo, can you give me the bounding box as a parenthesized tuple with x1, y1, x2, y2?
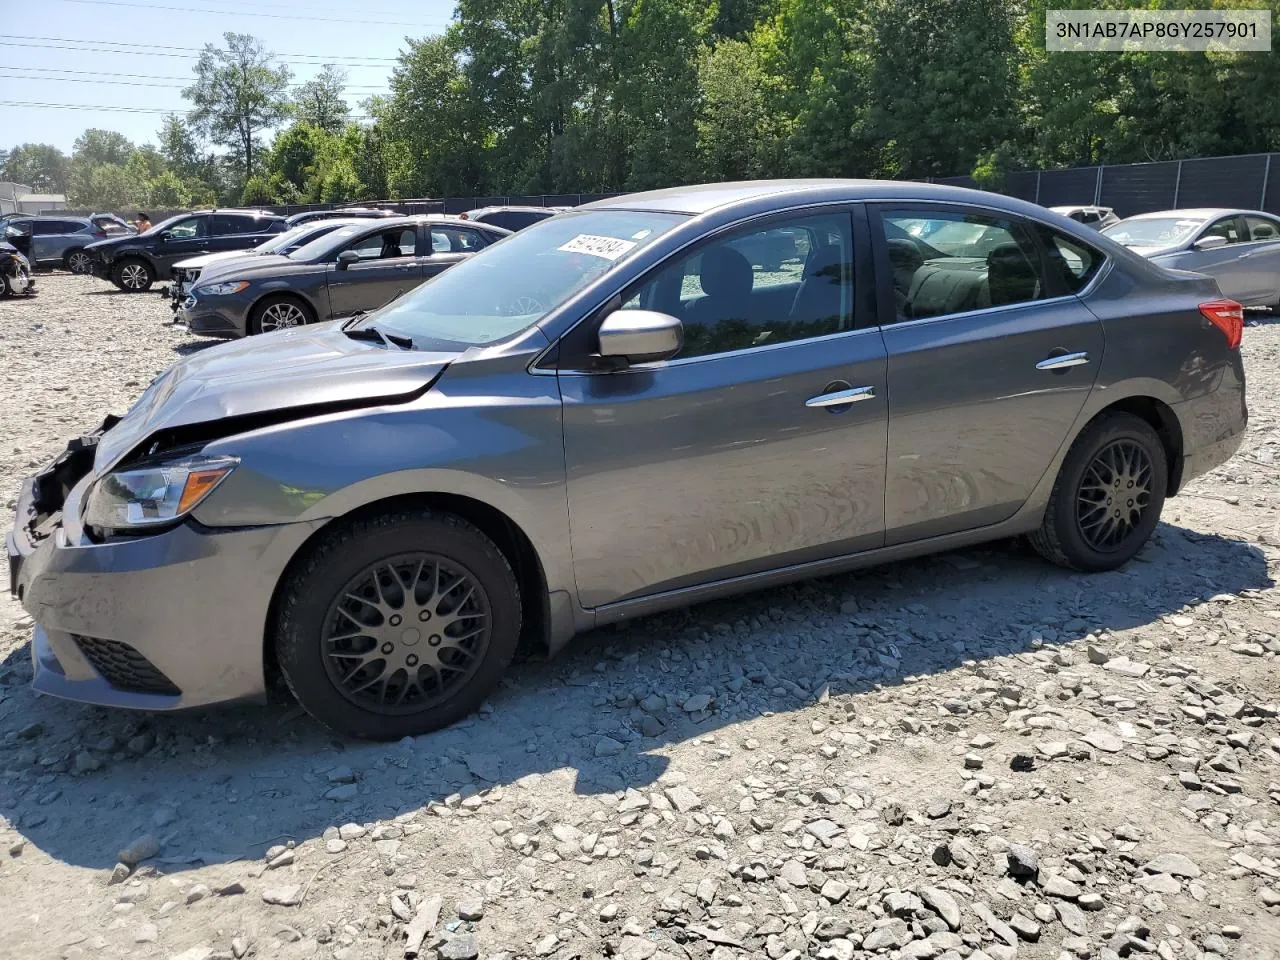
(6, 213, 90, 222)
(1120, 208, 1273, 221)
(582, 179, 1072, 219)
(467, 206, 556, 215)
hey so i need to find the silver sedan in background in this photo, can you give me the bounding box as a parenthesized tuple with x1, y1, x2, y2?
(1103, 208, 1280, 309)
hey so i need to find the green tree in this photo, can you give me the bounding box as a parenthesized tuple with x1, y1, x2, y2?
(240, 175, 275, 205)
(293, 65, 351, 133)
(68, 130, 138, 206)
(147, 170, 192, 207)
(2, 143, 70, 192)
(868, 0, 1022, 178)
(185, 32, 292, 185)
(264, 122, 326, 196)
(382, 32, 490, 196)
(696, 39, 784, 180)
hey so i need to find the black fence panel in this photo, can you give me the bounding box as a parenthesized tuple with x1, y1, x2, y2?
(1099, 161, 1179, 217)
(1004, 171, 1038, 203)
(1263, 155, 1280, 215)
(1178, 154, 1270, 211)
(544, 193, 584, 206)
(933, 175, 979, 190)
(1036, 167, 1100, 207)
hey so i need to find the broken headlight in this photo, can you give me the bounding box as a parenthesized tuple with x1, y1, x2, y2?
(83, 455, 239, 530)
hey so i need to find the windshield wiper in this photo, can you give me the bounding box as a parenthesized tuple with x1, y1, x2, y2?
(341, 324, 414, 349)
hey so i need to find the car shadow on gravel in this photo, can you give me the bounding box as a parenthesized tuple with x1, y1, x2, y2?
(0, 520, 1270, 874)
(172, 340, 222, 356)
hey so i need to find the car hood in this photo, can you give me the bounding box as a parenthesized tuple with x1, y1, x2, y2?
(1112, 242, 1183, 258)
(93, 323, 457, 473)
(174, 250, 260, 271)
(84, 234, 139, 253)
(195, 253, 321, 284)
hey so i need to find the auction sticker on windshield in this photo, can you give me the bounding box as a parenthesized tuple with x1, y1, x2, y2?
(557, 234, 638, 260)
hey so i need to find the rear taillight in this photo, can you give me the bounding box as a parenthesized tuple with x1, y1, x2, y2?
(1199, 299, 1243, 350)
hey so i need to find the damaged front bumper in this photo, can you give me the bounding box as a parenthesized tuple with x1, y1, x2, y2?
(6, 423, 323, 711)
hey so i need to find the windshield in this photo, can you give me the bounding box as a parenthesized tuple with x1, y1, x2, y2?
(1103, 217, 1203, 247)
(256, 226, 311, 254)
(366, 209, 685, 348)
(288, 223, 399, 261)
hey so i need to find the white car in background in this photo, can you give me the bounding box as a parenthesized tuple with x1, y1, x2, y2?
(1103, 208, 1280, 309)
(1049, 205, 1120, 229)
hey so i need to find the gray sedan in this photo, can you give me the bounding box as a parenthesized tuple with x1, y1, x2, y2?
(1103, 208, 1280, 308)
(177, 215, 509, 337)
(8, 180, 1248, 739)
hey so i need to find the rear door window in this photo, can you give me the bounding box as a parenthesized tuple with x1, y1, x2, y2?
(877, 208, 1047, 322)
(431, 226, 488, 253)
(1244, 216, 1280, 242)
(1033, 228, 1105, 294)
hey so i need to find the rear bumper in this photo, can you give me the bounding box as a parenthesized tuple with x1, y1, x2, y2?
(1172, 359, 1248, 490)
(8, 461, 324, 710)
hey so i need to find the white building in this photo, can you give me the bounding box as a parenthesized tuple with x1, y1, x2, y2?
(0, 183, 69, 215)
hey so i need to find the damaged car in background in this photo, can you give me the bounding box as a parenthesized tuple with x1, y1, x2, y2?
(6, 180, 1247, 741)
(175, 215, 508, 337)
(165, 217, 372, 316)
(0, 237, 35, 297)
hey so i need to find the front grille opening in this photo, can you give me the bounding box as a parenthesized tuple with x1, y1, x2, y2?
(73, 636, 181, 696)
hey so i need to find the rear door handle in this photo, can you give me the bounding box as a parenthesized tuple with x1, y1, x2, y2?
(806, 386, 876, 408)
(1036, 351, 1089, 371)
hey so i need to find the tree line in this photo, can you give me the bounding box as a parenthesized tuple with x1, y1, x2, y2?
(4, 0, 1279, 211)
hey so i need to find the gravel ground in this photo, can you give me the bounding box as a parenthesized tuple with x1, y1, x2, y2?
(1, 273, 1279, 960)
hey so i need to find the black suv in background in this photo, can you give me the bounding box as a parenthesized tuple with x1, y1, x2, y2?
(86, 209, 288, 291)
(460, 205, 567, 231)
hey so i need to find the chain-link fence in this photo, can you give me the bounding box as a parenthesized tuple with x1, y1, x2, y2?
(931, 152, 1279, 218)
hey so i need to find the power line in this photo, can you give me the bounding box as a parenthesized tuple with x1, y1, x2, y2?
(49, 0, 450, 28)
(0, 69, 390, 92)
(0, 99, 378, 119)
(0, 66, 390, 85)
(0, 35, 402, 62)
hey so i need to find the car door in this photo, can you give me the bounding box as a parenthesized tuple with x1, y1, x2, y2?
(1182, 216, 1251, 300)
(1238, 215, 1280, 305)
(871, 204, 1105, 545)
(152, 215, 209, 273)
(31, 219, 67, 263)
(325, 225, 423, 318)
(558, 209, 889, 609)
(4, 219, 32, 259)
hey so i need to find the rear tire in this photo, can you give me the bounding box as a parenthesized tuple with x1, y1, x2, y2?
(274, 510, 522, 740)
(1030, 412, 1167, 572)
(112, 258, 153, 292)
(249, 295, 313, 335)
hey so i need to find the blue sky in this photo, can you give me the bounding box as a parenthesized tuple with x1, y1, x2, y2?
(0, 0, 457, 154)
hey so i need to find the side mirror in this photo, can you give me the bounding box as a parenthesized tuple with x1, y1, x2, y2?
(1193, 235, 1228, 251)
(597, 309, 683, 366)
(336, 250, 361, 270)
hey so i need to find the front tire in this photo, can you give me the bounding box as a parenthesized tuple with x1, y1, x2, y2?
(274, 510, 522, 740)
(249, 295, 313, 335)
(112, 258, 153, 292)
(1030, 412, 1168, 572)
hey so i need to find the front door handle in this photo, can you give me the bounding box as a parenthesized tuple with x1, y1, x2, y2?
(1036, 351, 1089, 371)
(806, 386, 876, 408)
